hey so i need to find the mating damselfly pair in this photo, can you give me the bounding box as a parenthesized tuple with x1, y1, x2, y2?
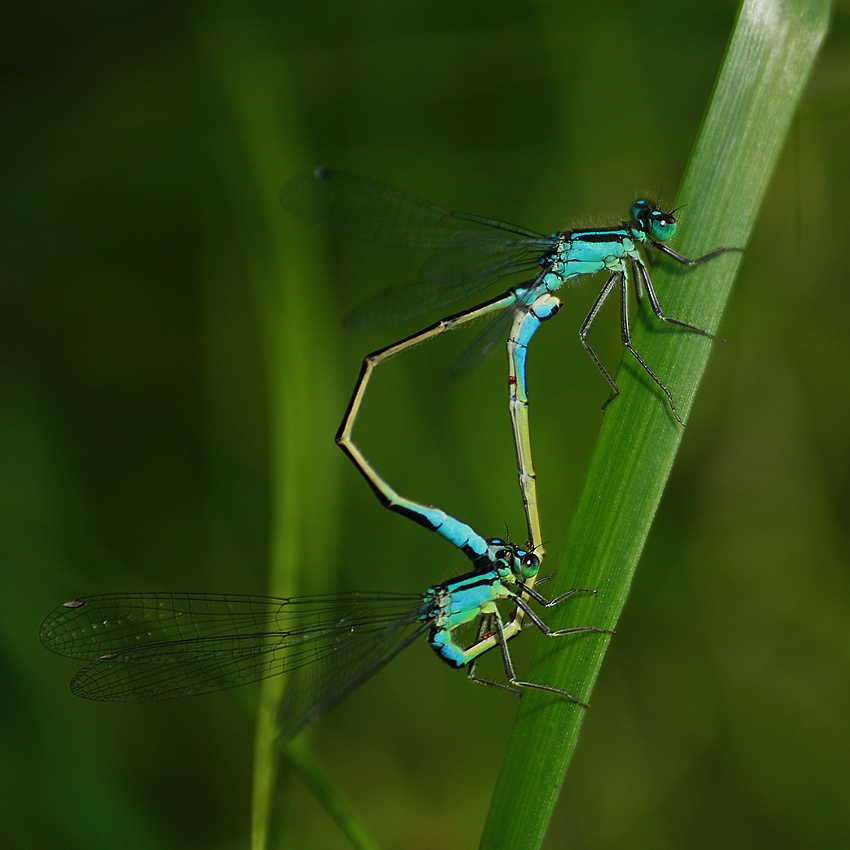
(40, 169, 740, 738)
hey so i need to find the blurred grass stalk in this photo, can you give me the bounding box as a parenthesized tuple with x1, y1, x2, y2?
(480, 0, 830, 847)
(198, 13, 345, 850)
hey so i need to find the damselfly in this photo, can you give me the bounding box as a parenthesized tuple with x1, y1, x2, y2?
(40, 540, 608, 739)
(281, 170, 742, 551)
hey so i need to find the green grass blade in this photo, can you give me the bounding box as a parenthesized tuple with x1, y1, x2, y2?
(280, 746, 379, 850)
(480, 1, 831, 847)
(197, 14, 342, 850)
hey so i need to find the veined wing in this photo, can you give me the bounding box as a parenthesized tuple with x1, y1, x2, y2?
(281, 169, 555, 329)
(279, 169, 546, 247)
(40, 592, 428, 704)
(447, 277, 550, 377)
(343, 248, 544, 330)
(447, 302, 521, 378)
(278, 616, 432, 740)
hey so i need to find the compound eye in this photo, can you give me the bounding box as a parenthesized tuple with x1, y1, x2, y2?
(649, 210, 677, 242)
(519, 553, 540, 579)
(630, 199, 650, 223)
(494, 548, 511, 562)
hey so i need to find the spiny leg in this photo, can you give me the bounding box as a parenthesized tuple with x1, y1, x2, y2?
(586, 245, 741, 419)
(579, 272, 621, 410)
(465, 608, 521, 694)
(633, 257, 725, 341)
(512, 594, 613, 638)
(654, 243, 744, 267)
(615, 243, 743, 418)
(611, 263, 687, 423)
(466, 663, 522, 695)
(491, 607, 590, 707)
(515, 583, 598, 610)
(465, 585, 610, 685)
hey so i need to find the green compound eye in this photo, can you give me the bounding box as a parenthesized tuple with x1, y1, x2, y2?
(518, 553, 540, 580)
(630, 200, 677, 243)
(648, 209, 677, 242)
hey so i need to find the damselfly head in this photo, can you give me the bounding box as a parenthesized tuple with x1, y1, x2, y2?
(630, 199, 677, 243)
(516, 551, 540, 581)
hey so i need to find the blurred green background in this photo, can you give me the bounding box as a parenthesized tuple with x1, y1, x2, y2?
(3, 1, 849, 848)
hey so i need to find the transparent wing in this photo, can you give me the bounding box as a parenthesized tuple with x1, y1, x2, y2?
(279, 169, 546, 247)
(447, 303, 521, 377)
(278, 617, 431, 740)
(40, 592, 429, 708)
(446, 275, 551, 377)
(343, 252, 542, 330)
(280, 169, 555, 328)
